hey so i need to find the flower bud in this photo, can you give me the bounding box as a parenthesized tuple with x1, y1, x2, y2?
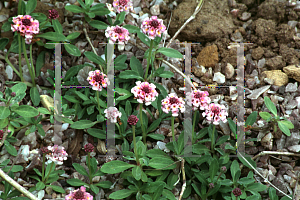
(232, 188, 242, 196)
(48, 9, 59, 19)
(11, 92, 16, 97)
(127, 115, 139, 126)
(209, 183, 214, 189)
(40, 146, 49, 154)
(221, 166, 227, 173)
(84, 143, 94, 153)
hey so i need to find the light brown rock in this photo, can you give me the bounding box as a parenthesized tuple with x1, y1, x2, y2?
(197, 45, 218, 68)
(283, 65, 300, 82)
(261, 70, 288, 86)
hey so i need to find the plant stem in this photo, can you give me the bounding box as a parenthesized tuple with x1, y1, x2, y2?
(144, 40, 154, 80)
(132, 125, 140, 166)
(171, 116, 175, 142)
(211, 125, 215, 153)
(87, 152, 92, 184)
(14, 117, 50, 132)
(192, 110, 198, 144)
(18, 35, 24, 82)
(18, 0, 22, 15)
(22, 38, 35, 86)
(29, 44, 35, 78)
(44, 162, 54, 183)
(96, 91, 101, 114)
(139, 104, 146, 144)
(42, 154, 45, 182)
(3, 54, 21, 78)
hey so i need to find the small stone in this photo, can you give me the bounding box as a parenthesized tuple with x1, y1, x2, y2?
(286, 100, 298, 110)
(285, 82, 298, 92)
(213, 72, 226, 84)
(283, 65, 300, 82)
(150, 4, 160, 15)
(264, 78, 274, 85)
(0, 14, 8, 22)
(239, 12, 251, 21)
(125, 43, 133, 51)
(247, 85, 271, 100)
(5, 65, 13, 80)
(219, 121, 230, 135)
(225, 63, 235, 79)
(252, 47, 264, 60)
(40, 0, 50, 2)
(231, 31, 243, 42)
(258, 58, 265, 68)
(246, 78, 256, 89)
(288, 145, 300, 152)
(265, 56, 286, 70)
(197, 45, 218, 68)
(261, 70, 289, 86)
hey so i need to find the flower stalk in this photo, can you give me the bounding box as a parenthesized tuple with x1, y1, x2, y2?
(144, 40, 154, 80)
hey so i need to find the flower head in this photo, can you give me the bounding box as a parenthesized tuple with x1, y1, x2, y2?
(45, 145, 68, 165)
(209, 183, 214, 189)
(11, 92, 16, 97)
(141, 16, 166, 40)
(65, 186, 93, 200)
(161, 93, 185, 117)
(202, 103, 228, 125)
(104, 107, 122, 123)
(87, 70, 109, 91)
(84, 143, 94, 153)
(187, 90, 211, 111)
(11, 15, 39, 44)
(112, 0, 133, 13)
(232, 188, 242, 197)
(48, 9, 59, 19)
(128, 115, 139, 126)
(105, 26, 130, 44)
(131, 81, 158, 106)
(0, 130, 3, 140)
(221, 166, 227, 173)
(40, 147, 49, 154)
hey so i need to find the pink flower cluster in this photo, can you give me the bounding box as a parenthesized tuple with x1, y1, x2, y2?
(112, 0, 134, 13)
(161, 93, 185, 117)
(104, 107, 122, 123)
(105, 26, 130, 44)
(141, 16, 166, 39)
(87, 70, 109, 91)
(187, 90, 211, 111)
(65, 186, 93, 200)
(45, 145, 68, 165)
(131, 81, 158, 106)
(11, 15, 39, 44)
(202, 103, 228, 125)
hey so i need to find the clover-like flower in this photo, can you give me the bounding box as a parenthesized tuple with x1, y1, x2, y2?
(48, 9, 59, 19)
(131, 81, 158, 106)
(11, 15, 39, 44)
(40, 147, 49, 154)
(232, 188, 242, 197)
(104, 107, 122, 123)
(45, 145, 68, 165)
(87, 70, 109, 91)
(209, 183, 214, 189)
(187, 90, 211, 111)
(84, 143, 94, 153)
(65, 186, 93, 200)
(202, 103, 228, 125)
(11, 92, 16, 97)
(161, 93, 185, 117)
(221, 166, 227, 173)
(112, 0, 134, 13)
(105, 25, 130, 44)
(128, 115, 139, 126)
(141, 16, 166, 40)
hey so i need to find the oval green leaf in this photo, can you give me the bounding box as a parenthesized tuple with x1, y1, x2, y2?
(65, 44, 81, 56)
(264, 96, 277, 116)
(101, 160, 135, 174)
(70, 120, 96, 129)
(156, 47, 183, 58)
(14, 105, 39, 118)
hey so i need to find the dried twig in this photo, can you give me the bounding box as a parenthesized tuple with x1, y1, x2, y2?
(0, 168, 39, 200)
(178, 158, 186, 200)
(252, 151, 300, 161)
(166, 0, 204, 48)
(237, 151, 292, 199)
(293, 171, 299, 200)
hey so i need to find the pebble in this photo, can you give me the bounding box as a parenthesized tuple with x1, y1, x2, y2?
(55, 2, 64, 9)
(288, 21, 298, 28)
(286, 100, 298, 110)
(213, 72, 226, 84)
(239, 12, 251, 21)
(0, 14, 9, 22)
(5, 65, 13, 79)
(150, 4, 160, 15)
(264, 78, 274, 85)
(285, 82, 298, 92)
(225, 63, 235, 79)
(247, 85, 271, 100)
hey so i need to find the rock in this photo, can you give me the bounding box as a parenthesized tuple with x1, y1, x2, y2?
(261, 70, 289, 86)
(246, 78, 256, 89)
(257, 0, 285, 22)
(150, 5, 160, 15)
(264, 78, 274, 85)
(251, 47, 264, 60)
(239, 12, 251, 21)
(0, 14, 8, 22)
(224, 63, 235, 79)
(246, 85, 271, 100)
(288, 145, 300, 152)
(265, 56, 286, 70)
(285, 82, 298, 93)
(197, 45, 218, 68)
(231, 31, 243, 42)
(219, 121, 230, 135)
(283, 65, 300, 82)
(193, 65, 206, 77)
(5, 65, 13, 80)
(252, 18, 276, 46)
(213, 72, 225, 84)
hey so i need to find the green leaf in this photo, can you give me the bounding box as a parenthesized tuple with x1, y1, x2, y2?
(238, 177, 255, 186)
(87, 128, 106, 139)
(0, 106, 10, 119)
(136, 141, 146, 156)
(137, 31, 150, 46)
(65, 5, 84, 13)
(89, 7, 110, 16)
(4, 141, 17, 156)
(30, 87, 40, 106)
(64, 64, 85, 81)
(94, 181, 112, 188)
(215, 135, 229, 146)
(36, 51, 46, 76)
(152, 184, 164, 200)
(0, 118, 9, 129)
(49, 185, 65, 193)
(115, 88, 132, 101)
(125, 101, 132, 116)
(114, 11, 126, 25)
(101, 160, 135, 174)
(209, 158, 218, 181)
(147, 133, 165, 140)
(192, 143, 210, 154)
(70, 120, 96, 129)
(85, 0, 93, 6)
(278, 121, 291, 136)
(52, 19, 63, 34)
(2, 21, 12, 32)
(37, 124, 45, 136)
(147, 118, 161, 133)
(66, 179, 88, 186)
(74, 91, 89, 101)
(264, 96, 277, 116)
(246, 195, 261, 200)
(66, 32, 81, 40)
(37, 32, 66, 41)
(14, 105, 39, 118)
(90, 184, 99, 194)
(123, 24, 140, 33)
(228, 118, 237, 135)
(132, 166, 142, 181)
(156, 47, 183, 58)
(73, 163, 89, 176)
(84, 51, 106, 65)
(152, 82, 167, 97)
(149, 157, 176, 170)
(36, 181, 45, 190)
(268, 187, 278, 200)
(245, 111, 257, 126)
(109, 189, 135, 199)
(230, 160, 240, 183)
(26, 0, 37, 14)
(65, 44, 81, 56)
(89, 3, 105, 11)
(162, 189, 176, 200)
(119, 70, 143, 80)
(259, 112, 272, 120)
(11, 82, 27, 95)
(158, 71, 174, 78)
(0, 38, 9, 50)
(280, 120, 294, 129)
(130, 56, 144, 77)
(237, 152, 257, 169)
(246, 182, 267, 192)
(89, 20, 109, 30)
